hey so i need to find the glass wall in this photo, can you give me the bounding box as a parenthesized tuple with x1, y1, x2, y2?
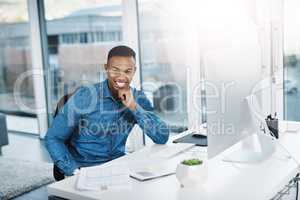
(283, 0, 300, 120)
(0, 0, 38, 133)
(137, 0, 192, 133)
(43, 0, 123, 115)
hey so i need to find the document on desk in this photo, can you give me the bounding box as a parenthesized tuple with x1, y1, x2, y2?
(76, 163, 131, 191)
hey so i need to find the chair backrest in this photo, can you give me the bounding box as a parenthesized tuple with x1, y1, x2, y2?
(53, 90, 78, 118)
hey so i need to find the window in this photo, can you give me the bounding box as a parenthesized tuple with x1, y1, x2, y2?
(117, 31, 122, 41)
(283, 0, 300, 120)
(95, 31, 104, 42)
(79, 33, 88, 43)
(0, 0, 38, 133)
(43, 0, 123, 117)
(104, 31, 115, 41)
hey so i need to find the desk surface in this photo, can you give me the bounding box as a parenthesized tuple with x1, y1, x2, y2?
(47, 127, 300, 200)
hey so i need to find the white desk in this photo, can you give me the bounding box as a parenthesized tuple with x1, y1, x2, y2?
(47, 126, 300, 200)
(277, 121, 300, 164)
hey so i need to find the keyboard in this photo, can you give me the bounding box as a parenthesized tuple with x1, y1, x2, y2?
(151, 143, 195, 158)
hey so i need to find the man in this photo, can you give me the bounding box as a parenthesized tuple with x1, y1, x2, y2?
(45, 45, 169, 179)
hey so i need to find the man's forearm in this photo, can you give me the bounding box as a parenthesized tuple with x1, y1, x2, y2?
(44, 115, 79, 177)
(45, 135, 78, 176)
(131, 104, 169, 144)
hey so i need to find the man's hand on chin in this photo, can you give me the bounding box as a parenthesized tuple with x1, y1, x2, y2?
(118, 88, 137, 111)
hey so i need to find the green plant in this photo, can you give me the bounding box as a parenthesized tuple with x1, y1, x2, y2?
(181, 159, 203, 166)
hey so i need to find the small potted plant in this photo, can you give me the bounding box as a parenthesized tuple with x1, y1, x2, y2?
(176, 158, 207, 188)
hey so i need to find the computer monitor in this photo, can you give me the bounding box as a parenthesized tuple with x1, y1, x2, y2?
(204, 47, 268, 159)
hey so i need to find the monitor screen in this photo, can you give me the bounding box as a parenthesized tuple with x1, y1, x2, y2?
(205, 46, 266, 159)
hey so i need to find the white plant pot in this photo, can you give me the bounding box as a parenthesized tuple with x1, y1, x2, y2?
(176, 161, 207, 188)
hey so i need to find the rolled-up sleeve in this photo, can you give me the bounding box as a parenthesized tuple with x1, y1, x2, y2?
(131, 91, 169, 144)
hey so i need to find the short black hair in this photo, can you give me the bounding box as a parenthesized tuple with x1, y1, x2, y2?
(107, 45, 136, 61)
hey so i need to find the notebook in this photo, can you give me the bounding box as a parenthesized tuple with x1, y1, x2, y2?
(129, 160, 176, 181)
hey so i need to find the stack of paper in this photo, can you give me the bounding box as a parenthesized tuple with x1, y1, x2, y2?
(76, 163, 131, 191)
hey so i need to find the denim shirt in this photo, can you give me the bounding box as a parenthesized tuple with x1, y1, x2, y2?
(44, 79, 169, 176)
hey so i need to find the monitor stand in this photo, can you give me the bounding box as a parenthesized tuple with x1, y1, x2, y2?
(222, 133, 276, 163)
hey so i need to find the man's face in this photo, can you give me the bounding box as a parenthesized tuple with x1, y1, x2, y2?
(105, 56, 136, 91)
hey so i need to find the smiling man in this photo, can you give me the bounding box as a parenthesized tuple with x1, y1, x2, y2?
(44, 45, 169, 180)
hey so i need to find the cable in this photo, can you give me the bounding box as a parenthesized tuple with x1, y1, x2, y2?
(296, 173, 299, 200)
(296, 181, 298, 200)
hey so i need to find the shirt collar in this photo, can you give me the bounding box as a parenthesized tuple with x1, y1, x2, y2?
(99, 79, 135, 100)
